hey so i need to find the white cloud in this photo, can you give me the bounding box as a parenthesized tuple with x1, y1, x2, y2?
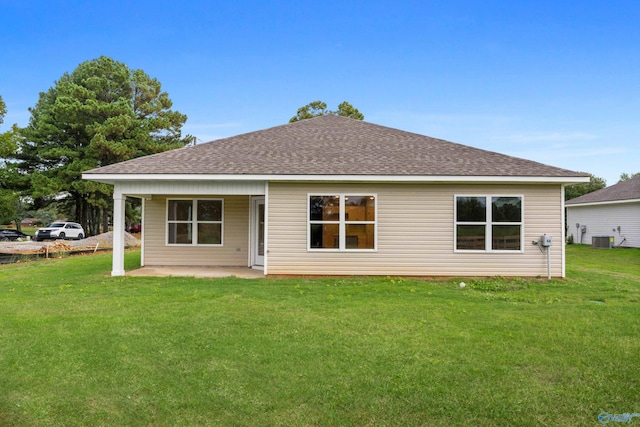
(184, 122, 242, 130)
(511, 146, 628, 160)
(507, 131, 598, 143)
(407, 113, 515, 126)
(182, 122, 243, 143)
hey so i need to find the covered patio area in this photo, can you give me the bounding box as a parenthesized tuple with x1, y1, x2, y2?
(126, 266, 265, 279)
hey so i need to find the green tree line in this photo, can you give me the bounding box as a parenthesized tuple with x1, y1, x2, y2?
(1, 57, 636, 234)
(1, 56, 192, 234)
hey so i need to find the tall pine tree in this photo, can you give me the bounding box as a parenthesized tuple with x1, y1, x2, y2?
(17, 57, 192, 234)
(289, 100, 364, 122)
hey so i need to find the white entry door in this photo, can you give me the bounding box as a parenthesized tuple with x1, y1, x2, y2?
(252, 197, 265, 267)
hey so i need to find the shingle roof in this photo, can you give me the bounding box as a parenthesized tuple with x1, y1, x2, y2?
(566, 175, 640, 205)
(85, 115, 587, 178)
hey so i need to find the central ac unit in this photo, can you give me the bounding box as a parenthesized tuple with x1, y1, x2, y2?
(592, 236, 613, 249)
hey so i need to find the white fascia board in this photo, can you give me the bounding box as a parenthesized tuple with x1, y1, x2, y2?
(83, 173, 590, 185)
(566, 198, 640, 208)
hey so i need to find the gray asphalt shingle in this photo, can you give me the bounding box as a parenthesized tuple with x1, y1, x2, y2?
(566, 175, 640, 204)
(85, 115, 587, 178)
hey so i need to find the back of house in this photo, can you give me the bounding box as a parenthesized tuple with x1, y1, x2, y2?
(83, 115, 589, 277)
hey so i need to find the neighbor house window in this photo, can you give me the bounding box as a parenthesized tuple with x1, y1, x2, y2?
(167, 199, 223, 245)
(309, 194, 376, 251)
(455, 195, 522, 251)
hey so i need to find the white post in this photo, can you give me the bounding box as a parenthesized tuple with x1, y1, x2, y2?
(112, 193, 126, 276)
(263, 181, 269, 275)
(140, 197, 145, 267)
(560, 185, 566, 278)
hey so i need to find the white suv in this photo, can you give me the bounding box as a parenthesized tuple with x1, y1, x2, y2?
(34, 222, 85, 241)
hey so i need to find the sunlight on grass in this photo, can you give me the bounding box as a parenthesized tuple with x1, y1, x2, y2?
(0, 247, 638, 426)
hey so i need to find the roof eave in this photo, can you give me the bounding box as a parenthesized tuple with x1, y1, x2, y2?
(82, 173, 590, 185)
(566, 198, 640, 207)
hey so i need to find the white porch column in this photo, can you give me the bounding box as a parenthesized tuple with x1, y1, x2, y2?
(112, 193, 126, 276)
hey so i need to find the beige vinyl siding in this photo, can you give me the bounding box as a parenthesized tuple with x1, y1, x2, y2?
(267, 183, 564, 277)
(143, 195, 250, 266)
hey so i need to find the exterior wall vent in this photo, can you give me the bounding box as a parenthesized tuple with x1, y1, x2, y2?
(592, 236, 613, 249)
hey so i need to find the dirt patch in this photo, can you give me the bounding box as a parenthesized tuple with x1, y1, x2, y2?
(0, 231, 140, 254)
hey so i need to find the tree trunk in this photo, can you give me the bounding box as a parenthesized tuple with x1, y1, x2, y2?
(76, 195, 83, 227)
(102, 206, 109, 234)
(85, 202, 92, 236)
(77, 195, 89, 234)
(91, 205, 100, 236)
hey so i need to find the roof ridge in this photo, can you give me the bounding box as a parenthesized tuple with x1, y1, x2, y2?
(84, 116, 588, 179)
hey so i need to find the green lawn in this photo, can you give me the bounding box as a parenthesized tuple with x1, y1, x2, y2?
(1, 246, 639, 426)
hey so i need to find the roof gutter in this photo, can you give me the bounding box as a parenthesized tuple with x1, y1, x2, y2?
(566, 198, 640, 207)
(83, 173, 591, 185)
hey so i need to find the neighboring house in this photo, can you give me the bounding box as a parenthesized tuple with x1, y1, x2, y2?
(566, 175, 640, 248)
(83, 115, 588, 277)
(10, 218, 41, 227)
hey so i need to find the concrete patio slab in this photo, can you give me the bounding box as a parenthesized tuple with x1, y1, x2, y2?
(126, 266, 264, 279)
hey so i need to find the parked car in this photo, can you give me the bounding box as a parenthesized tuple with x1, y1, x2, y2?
(34, 222, 85, 241)
(128, 224, 142, 233)
(0, 229, 29, 241)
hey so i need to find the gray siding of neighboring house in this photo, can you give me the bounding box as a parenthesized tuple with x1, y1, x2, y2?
(267, 182, 565, 277)
(143, 195, 250, 266)
(567, 202, 640, 248)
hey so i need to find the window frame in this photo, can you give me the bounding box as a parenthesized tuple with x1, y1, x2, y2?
(166, 198, 224, 247)
(454, 194, 524, 253)
(307, 193, 377, 252)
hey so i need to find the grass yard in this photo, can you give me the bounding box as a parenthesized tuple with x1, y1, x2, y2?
(0, 246, 639, 426)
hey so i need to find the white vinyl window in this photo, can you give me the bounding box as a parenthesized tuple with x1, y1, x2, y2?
(308, 194, 376, 251)
(454, 195, 523, 252)
(167, 199, 223, 246)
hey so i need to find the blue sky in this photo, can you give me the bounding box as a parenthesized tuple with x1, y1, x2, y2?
(2, 0, 638, 185)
